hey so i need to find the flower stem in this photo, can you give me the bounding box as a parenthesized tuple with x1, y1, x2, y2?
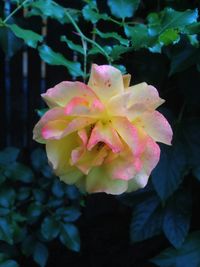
(3, 0, 30, 23)
(65, 9, 111, 64)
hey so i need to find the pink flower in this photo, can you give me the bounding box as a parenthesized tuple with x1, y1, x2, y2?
(33, 64, 173, 195)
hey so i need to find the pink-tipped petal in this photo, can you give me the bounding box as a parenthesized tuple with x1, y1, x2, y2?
(87, 121, 123, 153)
(61, 117, 97, 138)
(42, 120, 67, 140)
(88, 64, 124, 103)
(42, 81, 100, 108)
(33, 107, 67, 143)
(140, 111, 173, 145)
(111, 117, 144, 156)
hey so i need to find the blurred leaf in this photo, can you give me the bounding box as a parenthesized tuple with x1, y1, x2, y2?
(41, 217, 60, 241)
(151, 231, 200, 267)
(169, 45, 199, 75)
(36, 108, 48, 118)
(0, 260, 19, 267)
(56, 207, 81, 222)
(181, 119, 200, 168)
(5, 162, 34, 183)
(0, 187, 15, 208)
(94, 28, 129, 46)
(52, 179, 65, 198)
(33, 189, 46, 203)
(61, 36, 84, 55)
(0, 218, 13, 245)
(130, 195, 163, 242)
(82, 1, 108, 23)
(16, 187, 30, 201)
(27, 203, 43, 220)
(152, 142, 187, 201)
(163, 190, 192, 248)
(65, 185, 81, 200)
(184, 22, 200, 34)
(7, 24, 42, 48)
(33, 242, 48, 267)
(38, 45, 83, 77)
(59, 223, 80, 252)
(0, 147, 19, 165)
(108, 0, 140, 19)
(21, 235, 36, 256)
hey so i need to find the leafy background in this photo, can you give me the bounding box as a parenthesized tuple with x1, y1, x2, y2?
(0, 0, 200, 266)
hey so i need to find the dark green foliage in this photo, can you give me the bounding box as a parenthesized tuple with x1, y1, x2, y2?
(1, 0, 200, 266)
(0, 147, 82, 266)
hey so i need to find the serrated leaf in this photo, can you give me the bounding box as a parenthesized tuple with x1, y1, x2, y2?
(59, 223, 80, 252)
(94, 29, 129, 46)
(27, 0, 80, 24)
(152, 142, 187, 201)
(61, 36, 84, 55)
(159, 29, 180, 45)
(110, 45, 132, 60)
(108, 0, 140, 19)
(82, 1, 108, 23)
(163, 190, 192, 248)
(151, 231, 200, 267)
(33, 242, 48, 267)
(38, 45, 83, 77)
(124, 24, 156, 50)
(7, 24, 42, 48)
(130, 195, 163, 242)
(41, 217, 60, 241)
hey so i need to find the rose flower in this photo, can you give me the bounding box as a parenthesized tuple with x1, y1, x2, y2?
(33, 64, 172, 195)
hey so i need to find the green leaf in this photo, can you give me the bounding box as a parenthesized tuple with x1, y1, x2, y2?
(94, 28, 129, 46)
(33, 242, 48, 267)
(27, 0, 80, 24)
(130, 195, 163, 242)
(59, 223, 80, 252)
(21, 235, 37, 256)
(38, 45, 83, 77)
(163, 190, 192, 248)
(82, 1, 108, 23)
(0, 147, 19, 165)
(110, 45, 132, 60)
(184, 22, 200, 34)
(125, 24, 156, 51)
(36, 108, 48, 118)
(60, 36, 84, 55)
(151, 231, 200, 267)
(0, 218, 13, 245)
(159, 28, 180, 45)
(152, 142, 187, 201)
(5, 162, 34, 183)
(7, 24, 42, 48)
(41, 217, 60, 241)
(108, 0, 140, 19)
(0, 187, 15, 208)
(0, 260, 19, 267)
